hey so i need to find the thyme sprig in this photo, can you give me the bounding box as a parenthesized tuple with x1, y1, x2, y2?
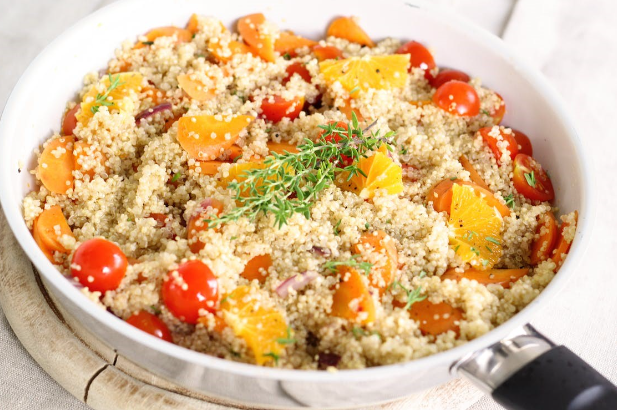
(207, 113, 395, 228)
(90, 74, 125, 114)
(390, 271, 427, 310)
(323, 254, 373, 275)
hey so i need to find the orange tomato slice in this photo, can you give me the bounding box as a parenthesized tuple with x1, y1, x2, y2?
(530, 212, 558, 265)
(408, 299, 463, 336)
(187, 198, 225, 253)
(73, 140, 108, 180)
(38, 136, 75, 194)
(177, 74, 216, 101)
(327, 17, 375, 47)
(551, 211, 578, 269)
(331, 266, 375, 325)
(352, 230, 397, 295)
(459, 155, 490, 190)
(208, 39, 254, 63)
(33, 205, 74, 255)
(275, 31, 317, 56)
(241, 254, 273, 283)
(237, 13, 275, 62)
(442, 267, 529, 289)
(134, 26, 192, 49)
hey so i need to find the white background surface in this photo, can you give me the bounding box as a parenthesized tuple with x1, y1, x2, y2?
(0, 0, 615, 409)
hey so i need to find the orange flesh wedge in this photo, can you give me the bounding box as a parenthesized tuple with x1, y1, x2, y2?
(134, 26, 192, 49)
(32, 218, 55, 262)
(176, 115, 254, 160)
(275, 31, 317, 55)
(237, 13, 275, 62)
(331, 266, 375, 325)
(327, 17, 375, 47)
(177, 74, 217, 101)
(38, 136, 75, 194)
(33, 205, 74, 255)
(320, 55, 409, 94)
(427, 179, 510, 218)
(352, 230, 398, 295)
(459, 155, 491, 191)
(530, 212, 558, 265)
(208, 39, 254, 63)
(442, 267, 529, 289)
(408, 299, 463, 336)
(339, 146, 403, 199)
(449, 184, 503, 269)
(241, 254, 273, 283)
(221, 286, 288, 365)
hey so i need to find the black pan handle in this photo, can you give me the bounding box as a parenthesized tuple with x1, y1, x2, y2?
(457, 324, 617, 410)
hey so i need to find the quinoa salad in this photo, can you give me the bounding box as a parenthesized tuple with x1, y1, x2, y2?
(23, 13, 578, 370)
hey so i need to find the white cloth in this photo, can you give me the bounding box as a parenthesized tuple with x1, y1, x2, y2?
(0, 0, 615, 409)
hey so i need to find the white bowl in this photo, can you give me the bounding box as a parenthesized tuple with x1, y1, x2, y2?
(0, 0, 593, 408)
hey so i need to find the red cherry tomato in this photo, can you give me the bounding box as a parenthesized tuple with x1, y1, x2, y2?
(512, 129, 533, 156)
(313, 45, 343, 61)
(492, 93, 506, 124)
(71, 238, 128, 293)
(512, 154, 555, 202)
(283, 62, 312, 84)
(318, 121, 352, 167)
(430, 68, 470, 89)
(396, 40, 436, 80)
(432, 80, 480, 117)
(126, 311, 173, 342)
(62, 104, 79, 136)
(260, 95, 304, 123)
(162, 260, 218, 324)
(478, 126, 519, 163)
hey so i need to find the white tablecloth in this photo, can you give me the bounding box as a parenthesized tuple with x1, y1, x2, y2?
(1, 0, 615, 408)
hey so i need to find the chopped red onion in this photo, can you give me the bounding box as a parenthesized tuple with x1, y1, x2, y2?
(311, 246, 331, 257)
(135, 102, 172, 124)
(318, 352, 341, 369)
(275, 270, 318, 298)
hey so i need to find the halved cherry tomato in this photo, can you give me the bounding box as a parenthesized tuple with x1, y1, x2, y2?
(430, 68, 470, 89)
(71, 238, 128, 293)
(396, 40, 435, 80)
(408, 299, 463, 336)
(318, 121, 352, 166)
(478, 126, 519, 163)
(188, 198, 225, 253)
(432, 80, 480, 117)
(313, 45, 343, 61)
(492, 93, 506, 124)
(530, 212, 558, 265)
(512, 154, 555, 202)
(62, 104, 79, 136)
(126, 311, 173, 342)
(512, 129, 533, 156)
(260, 95, 304, 123)
(162, 260, 219, 324)
(283, 62, 311, 84)
(551, 211, 578, 269)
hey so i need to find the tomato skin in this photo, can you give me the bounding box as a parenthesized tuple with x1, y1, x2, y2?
(512, 154, 555, 202)
(62, 104, 79, 136)
(492, 93, 506, 124)
(319, 121, 352, 166)
(283, 62, 311, 84)
(162, 260, 219, 324)
(512, 129, 533, 156)
(313, 45, 343, 61)
(71, 238, 128, 293)
(260, 95, 304, 123)
(478, 127, 519, 163)
(432, 80, 480, 117)
(430, 68, 470, 89)
(126, 311, 173, 342)
(396, 40, 436, 80)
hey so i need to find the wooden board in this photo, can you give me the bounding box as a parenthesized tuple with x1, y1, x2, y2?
(0, 210, 484, 409)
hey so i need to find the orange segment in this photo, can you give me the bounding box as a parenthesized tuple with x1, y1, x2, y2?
(241, 254, 273, 283)
(331, 266, 375, 325)
(73, 141, 108, 180)
(409, 299, 463, 336)
(352, 231, 398, 295)
(208, 39, 254, 63)
(339, 146, 403, 199)
(449, 184, 503, 269)
(237, 13, 275, 63)
(320, 55, 409, 94)
(267, 141, 299, 155)
(189, 160, 226, 176)
(177, 74, 216, 101)
(327, 17, 375, 47)
(176, 114, 254, 160)
(32, 218, 55, 262)
(275, 31, 317, 56)
(442, 267, 528, 289)
(221, 286, 288, 365)
(140, 86, 165, 105)
(459, 155, 490, 191)
(427, 179, 510, 218)
(313, 45, 344, 61)
(38, 136, 75, 194)
(33, 205, 74, 255)
(134, 26, 192, 49)
(77, 72, 143, 126)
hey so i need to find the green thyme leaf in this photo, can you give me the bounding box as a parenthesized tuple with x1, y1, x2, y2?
(524, 171, 536, 187)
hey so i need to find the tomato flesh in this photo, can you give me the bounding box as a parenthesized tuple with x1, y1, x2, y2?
(530, 212, 558, 265)
(162, 260, 219, 324)
(478, 126, 519, 163)
(396, 40, 435, 80)
(313, 45, 343, 61)
(512, 129, 533, 156)
(492, 93, 506, 124)
(260, 95, 304, 123)
(71, 238, 128, 293)
(283, 62, 312, 84)
(126, 311, 173, 342)
(319, 121, 352, 166)
(430, 68, 470, 89)
(62, 104, 79, 136)
(432, 80, 480, 117)
(512, 154, 555, 202)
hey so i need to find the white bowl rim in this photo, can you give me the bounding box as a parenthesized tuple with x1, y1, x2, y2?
(0, 0, 595, 383)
